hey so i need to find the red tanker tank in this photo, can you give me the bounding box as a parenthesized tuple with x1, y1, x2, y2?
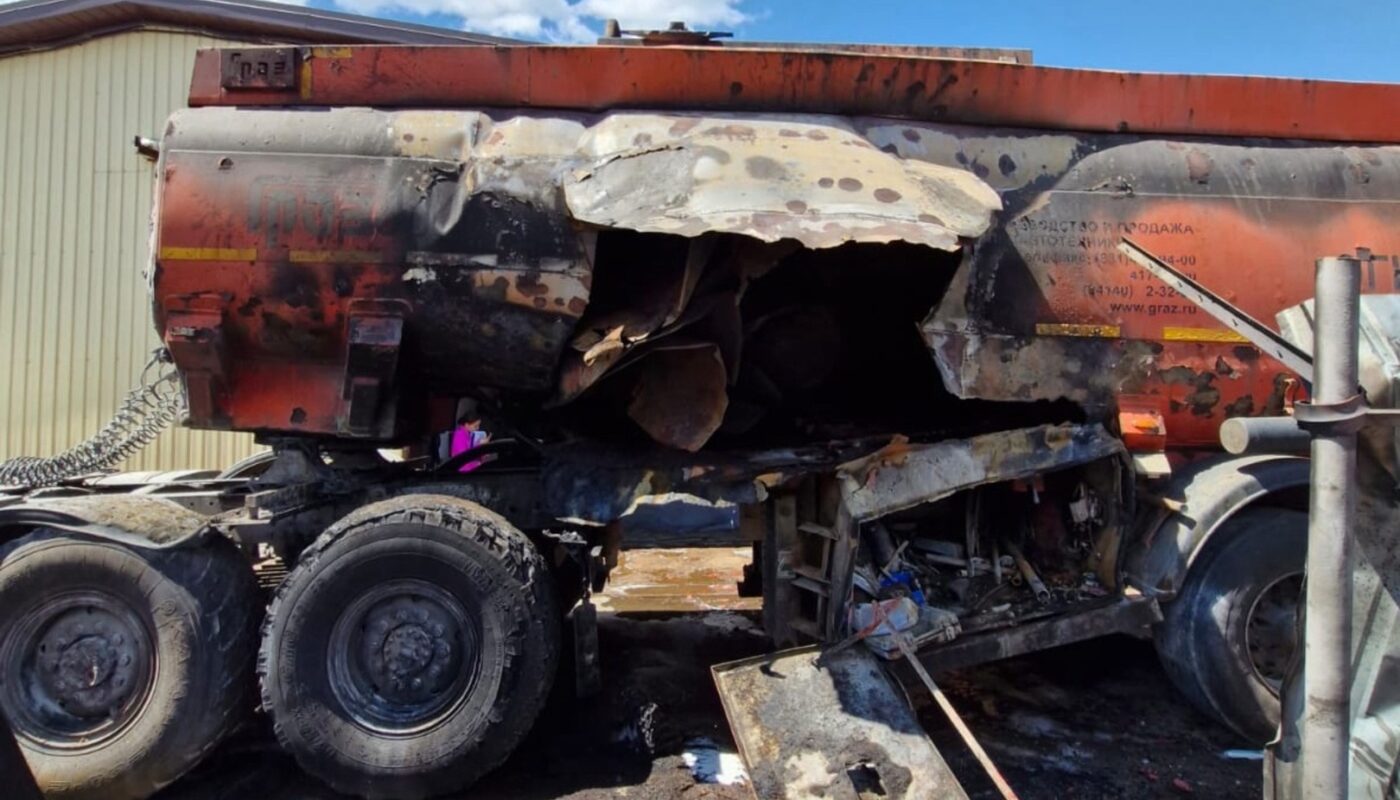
(154, 44, 1400, 455)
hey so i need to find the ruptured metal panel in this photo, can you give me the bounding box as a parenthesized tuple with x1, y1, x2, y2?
(0, 31, 260, 471)
(713, 646, 968, 799)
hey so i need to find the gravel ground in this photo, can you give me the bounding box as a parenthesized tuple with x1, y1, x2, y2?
(161, 549, 1263, 800)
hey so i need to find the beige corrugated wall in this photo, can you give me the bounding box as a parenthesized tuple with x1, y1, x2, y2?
(0, 30, 263, 472)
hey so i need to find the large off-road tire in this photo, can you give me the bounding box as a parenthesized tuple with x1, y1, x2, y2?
(259, 495, 560, 800)
(0, 530, 259, 799)
(1155, 507, 1305, 744)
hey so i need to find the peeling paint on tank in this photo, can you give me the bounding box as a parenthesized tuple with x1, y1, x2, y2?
(1159, 366, 1222, 417)
(863, 124, 1081, 192)
(391, 110, 478, 160)
(563, 114, 1001, 250)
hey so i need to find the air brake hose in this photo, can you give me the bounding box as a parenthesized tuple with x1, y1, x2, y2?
(0, 350, 183, 489)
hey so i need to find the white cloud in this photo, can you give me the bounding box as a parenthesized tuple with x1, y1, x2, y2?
(0, 0, 746, 45)
(326, 0, 748, 42)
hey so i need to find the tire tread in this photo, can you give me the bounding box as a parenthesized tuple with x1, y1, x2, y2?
(258, 494, 559, 799)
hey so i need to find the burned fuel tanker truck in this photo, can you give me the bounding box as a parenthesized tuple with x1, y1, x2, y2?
(1, 32, 1399, 800)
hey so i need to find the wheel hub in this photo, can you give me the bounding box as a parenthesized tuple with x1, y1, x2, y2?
(330, 580, 480, 732)
(359, 597, 461, 706)
(1247, 573, 1303, 688)
(2, 593, 154, 747)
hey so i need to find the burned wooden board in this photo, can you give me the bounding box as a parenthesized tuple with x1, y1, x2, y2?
(713, 645, 967, 800)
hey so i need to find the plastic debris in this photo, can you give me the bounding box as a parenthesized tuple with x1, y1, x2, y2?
(851, 598, 960, 657)
(880, 570, 927, 605)
(681, 737, 749, 786)
(851, 597, 921, 639)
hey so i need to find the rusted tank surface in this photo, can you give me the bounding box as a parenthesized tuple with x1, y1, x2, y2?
(152, 106, 999, 443)
(187, 46, 1399, 144)
(921, 131, 1400, 445)
(152, 44, 1400, 450)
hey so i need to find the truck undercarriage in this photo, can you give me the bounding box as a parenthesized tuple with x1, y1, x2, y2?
(0, 406, 1265, 799)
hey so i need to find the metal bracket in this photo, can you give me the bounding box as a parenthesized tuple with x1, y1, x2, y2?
(572, 597, 602, 699)
(602, 20, 734, 45)
(1293, 394, 1400, 435)
(340, 302, 407, 438)
(163, 306, 229, 426)
(1117, 237, 1316, 382)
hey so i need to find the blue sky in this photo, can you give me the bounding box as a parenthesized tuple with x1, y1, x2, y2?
(301, 0, 1400, 82)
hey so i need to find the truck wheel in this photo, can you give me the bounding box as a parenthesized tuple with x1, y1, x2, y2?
(0, 531, 258, 800)
(1155, 507, 1305, 744)
(259, 495, 560, 799)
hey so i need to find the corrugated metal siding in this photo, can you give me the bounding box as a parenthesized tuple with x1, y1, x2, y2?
(0, 30, 261, 471)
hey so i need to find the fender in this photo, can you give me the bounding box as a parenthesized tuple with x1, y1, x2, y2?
(1123, 453, 1309, 599)
(0, 494, 213, 550)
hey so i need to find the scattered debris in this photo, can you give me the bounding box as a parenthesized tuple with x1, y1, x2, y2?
(614, 701, 659, 755)
(698, 611, 764, 634)
(165, 552, 1261, 800)
(714, 645, 968, 799)
(681, 737, 748, 786)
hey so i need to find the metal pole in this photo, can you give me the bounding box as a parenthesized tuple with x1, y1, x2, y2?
(1219, 416, 1311, 455)
(1302, 255, 1360, 798)
(897, 636, 1021, 800)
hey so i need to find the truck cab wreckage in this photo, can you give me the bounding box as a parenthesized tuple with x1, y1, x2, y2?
(2, 30, 1399, 800)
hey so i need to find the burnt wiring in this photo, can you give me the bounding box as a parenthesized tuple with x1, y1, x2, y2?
(0, 350, 183, 488)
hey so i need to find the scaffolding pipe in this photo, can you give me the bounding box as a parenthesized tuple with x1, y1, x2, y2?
(1301, 254, 1360, 798)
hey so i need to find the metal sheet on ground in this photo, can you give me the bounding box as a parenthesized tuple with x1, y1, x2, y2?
(713, 645, 967, 800)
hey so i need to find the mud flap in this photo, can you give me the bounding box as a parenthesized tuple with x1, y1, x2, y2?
(713, 645, 968, 800)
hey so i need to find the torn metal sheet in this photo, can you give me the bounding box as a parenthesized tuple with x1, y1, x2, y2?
(926, 331, 1164, 407)
(554, 236, 721, 405)
(564, 115, 1001, 250)
(627, 344, 730, 452)
(570, 236, 709, 354)
(713, 645, 967, 800)
(838, 423, 1125, 521)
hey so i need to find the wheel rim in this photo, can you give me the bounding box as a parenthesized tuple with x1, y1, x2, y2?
(327, 578, 481, 734)
(0, 590, 156, 750)
(1245, 572, 1303, 690)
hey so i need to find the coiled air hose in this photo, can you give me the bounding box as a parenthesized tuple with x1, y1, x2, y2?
(0, 350, 183, 488)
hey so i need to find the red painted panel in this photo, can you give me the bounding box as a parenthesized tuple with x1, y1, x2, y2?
(190, 45, 1400, 144)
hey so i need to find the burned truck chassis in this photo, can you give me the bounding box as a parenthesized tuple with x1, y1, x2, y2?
(1, 417, 1158, 690)
(0, 341, 1307, 800)
(0, 213, 1318, 800)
